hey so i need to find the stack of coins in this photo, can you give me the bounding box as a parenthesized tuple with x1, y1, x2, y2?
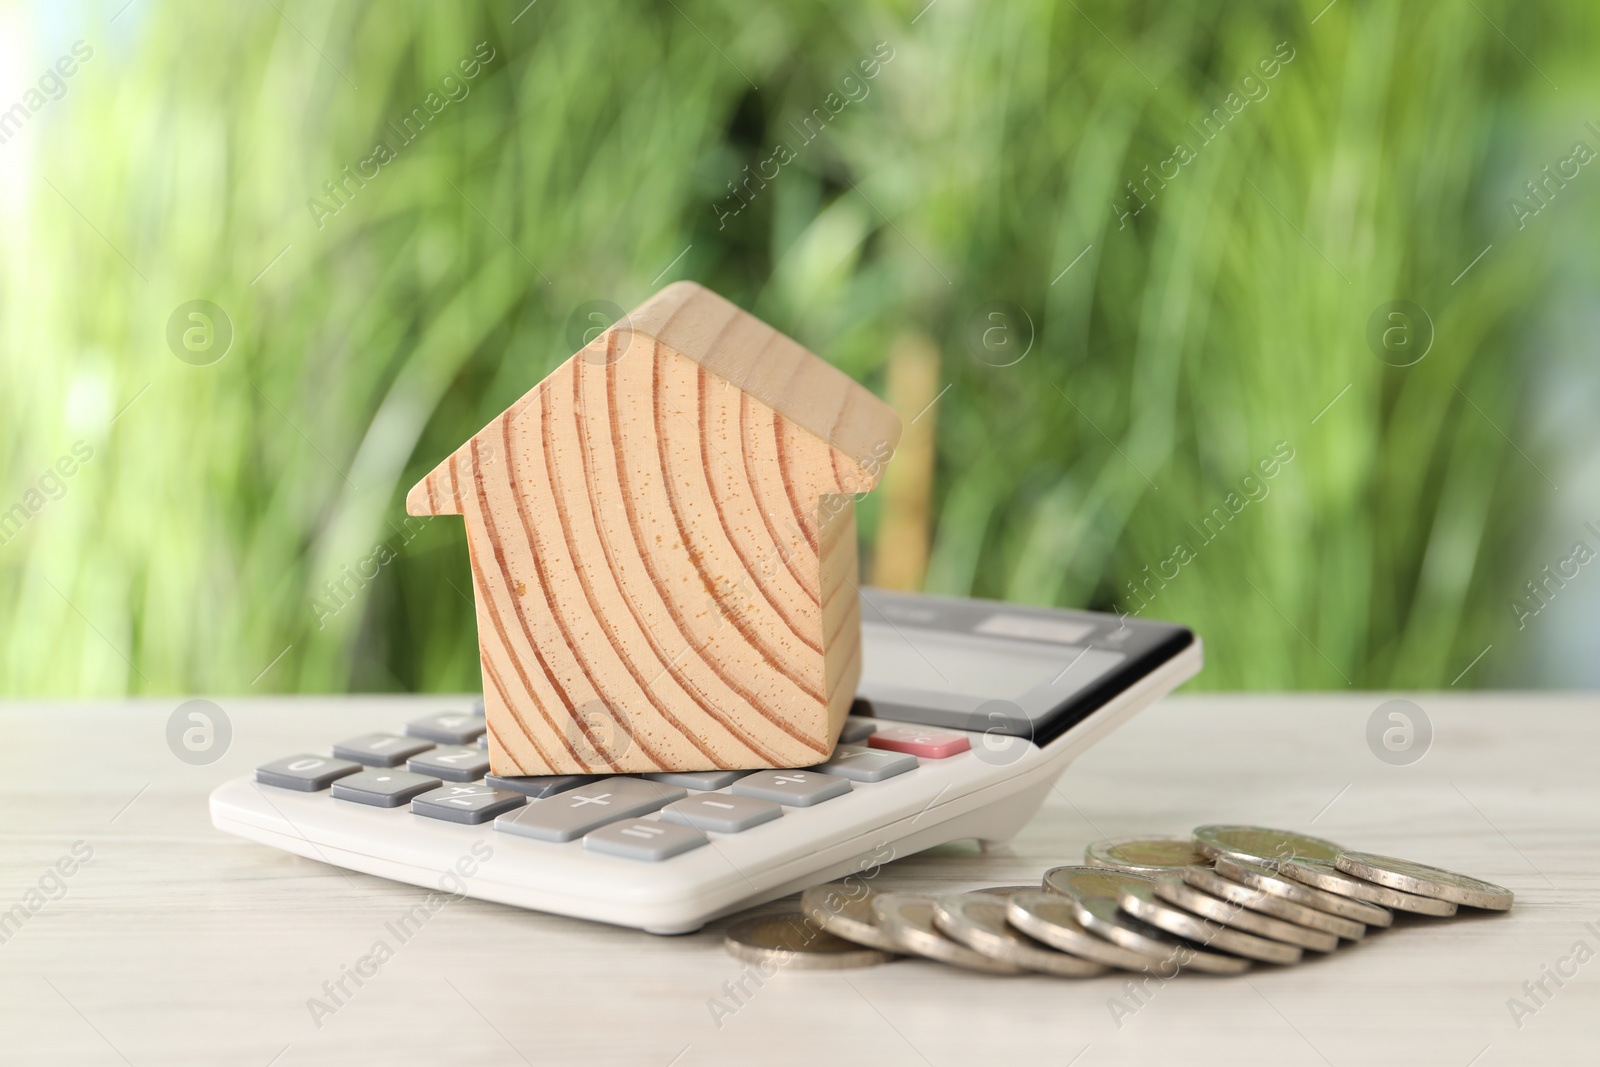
(724, 825, 1514, 975)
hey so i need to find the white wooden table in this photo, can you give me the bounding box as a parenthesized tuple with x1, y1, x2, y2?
(1, 693, 1593, 1066)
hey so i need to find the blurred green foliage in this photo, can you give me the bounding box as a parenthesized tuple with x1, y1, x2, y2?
(0, 0, 1586, 693)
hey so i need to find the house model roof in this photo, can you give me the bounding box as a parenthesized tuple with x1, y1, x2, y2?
(407, 282, 899, 516)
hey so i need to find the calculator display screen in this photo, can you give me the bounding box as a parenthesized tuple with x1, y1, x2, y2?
(860, 628, 1117, 702)
(855, 589, 1196, 743)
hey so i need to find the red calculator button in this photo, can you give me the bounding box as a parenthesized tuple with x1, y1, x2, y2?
(868, 727, 971, 759)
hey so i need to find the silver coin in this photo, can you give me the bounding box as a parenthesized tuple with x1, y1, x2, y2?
(1335, 852, 1514, 911)
(1272, 856, 1458, 916)
(1086, 836, 1212, 874)
(1006, 891, 1161, 972)
(1152, 875, 1339, 952)
(1042, 864, 1154, 903)
(1118, 882, 1302, 965)
(724, 913, 895, 970)
(933, 893, 1109, 977)
(1183, 864, 1370, 938)
(1070, 894, 1251, 975)
(801, 882, 903, 953)
(1192, 825, 1344, 868)
(1216, 853, 1432, 922)
(873, 893, 1027, 974)
(1042, 866, 1250, 975)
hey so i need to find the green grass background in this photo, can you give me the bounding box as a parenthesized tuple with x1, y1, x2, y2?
(0, 0, 1588, 694)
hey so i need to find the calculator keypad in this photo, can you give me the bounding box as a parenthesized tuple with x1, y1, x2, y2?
(333, 733, 436, 767)
(492, 779, 686, 842)
(641, 770, 745, 791)
(405, 712, 487, 745)
(411, 783, 526, 824)
(811, 745, 917, 783)
(407, 745, 492, 782)
(256, 705, 973, 861)
(731, 770, 852, 807)
(484, 773, 600, 798)
(331, 769, 442, 807)
(255, 755, 362, 791)
(659, 793, 782, 833)
(584, 819, 708, 861)
(868, 725, 971, 759)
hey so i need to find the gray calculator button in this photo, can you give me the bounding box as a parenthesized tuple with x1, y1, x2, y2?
(406, 712, 487, 745)
(331, 770, 441, 808)
(640, 770, 745, 790)
(838, 718, 876, 744)
(411, 783, 526, 824)
(407, 745, 491, 782)
(470, 698, 485, 716)
(583, 819, 707, 861)
(492, 779, 686, 842)
(478, 733, 489, 750)
(659, 793, 782, 833)
(332, 733, 435, 767)
(812, 745, 917, 783)
(731, 770, 852, 807)
(484, 773, 600, 799)
(255, 755, 362, 791)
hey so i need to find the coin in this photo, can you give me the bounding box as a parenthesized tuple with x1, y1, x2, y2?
(1086, 836, 1212, 874)
(1183, 864, 1370, 938)
(1152, 875, 1339, 952)
(1071, 894, 1251, 975)
(1192, 825, 1344, 868)
(1042, 864, 1152, 902)
(1334, 852, 1514, 911)
(1273, 857, 1465, 921)
(1216, 853, 1426, 922)
(723, 913, 895, 970)
(933, 893, 1109, 977)
(873, 893, 1027, 974)
(801, 882, 902, 953)
(1006, 890, 1161, 972)
(1042, 866, 1250, 975)
(1117, 882, 1302, 965)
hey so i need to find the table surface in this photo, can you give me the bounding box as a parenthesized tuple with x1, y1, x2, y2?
(1, 692, 1595, 1066)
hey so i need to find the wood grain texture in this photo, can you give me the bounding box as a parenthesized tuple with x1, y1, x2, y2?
(4, 694, 1593, 1067)
(406, 283, 900, 775)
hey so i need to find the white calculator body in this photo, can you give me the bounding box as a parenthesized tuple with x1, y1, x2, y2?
(210, 590, 1200, 933)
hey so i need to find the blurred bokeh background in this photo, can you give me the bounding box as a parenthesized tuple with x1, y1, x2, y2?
(3, 0, 1596, 695)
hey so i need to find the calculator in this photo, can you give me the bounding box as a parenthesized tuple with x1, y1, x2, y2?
(209, 590, 1200, 934)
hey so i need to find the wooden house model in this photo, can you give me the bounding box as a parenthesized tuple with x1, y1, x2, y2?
(407, 282, 901, 775)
